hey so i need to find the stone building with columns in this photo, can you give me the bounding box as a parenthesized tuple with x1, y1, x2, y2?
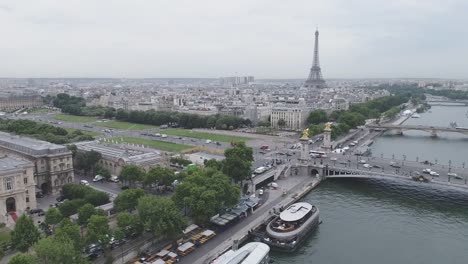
(0, 155, 36, 225)
(0, 132, 74, 194)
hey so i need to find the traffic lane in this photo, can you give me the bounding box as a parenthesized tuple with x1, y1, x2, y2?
(74, 174, 121, 197)
(324, 158, 465, 184)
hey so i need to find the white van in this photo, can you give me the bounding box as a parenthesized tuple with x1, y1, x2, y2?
(205, 140, 212, 144)
(93, 175, 104, 182)
(254, 167, 267, 174)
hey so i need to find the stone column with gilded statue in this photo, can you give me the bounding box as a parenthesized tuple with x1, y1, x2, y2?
(299, 128, 310, 163)
(322, 122, 332, 150)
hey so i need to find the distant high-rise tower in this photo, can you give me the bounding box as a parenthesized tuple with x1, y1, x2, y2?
(303, 28, 326, 89)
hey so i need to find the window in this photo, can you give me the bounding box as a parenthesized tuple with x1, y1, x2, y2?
(41, 159, 44, 164)
(53, 166, 57, 171)
(54, 179, 59, 186)
(4, 177, 13, 190)
(60, 158, 63, 162)
(26, 197, 30, 203)
(24, 177, 28, 184)
(67, 164, 70, 169)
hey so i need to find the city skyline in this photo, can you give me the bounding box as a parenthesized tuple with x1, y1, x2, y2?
(1, 0, 468, 79)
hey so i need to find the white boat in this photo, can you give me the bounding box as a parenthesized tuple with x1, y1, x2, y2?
(411, 113, 421, 118)
(263, 202, 320, 252)
(211, 242, 270, 264)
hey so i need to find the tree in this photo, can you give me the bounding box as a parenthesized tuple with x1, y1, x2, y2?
(35, 235, 87, 264)
(113, 188, 146, 212)
(223, 142, 253, 183)
(307, 110, 328, 125)
(119, 165, 144, 187)
(96, 165, 111, 180)
(172, 168, 240, 224)
(204, 159, 223, 170)
(277, 118, 286, 129)
(11, 214, 41, 252)
(8, 253, 38, 264)
(308, 124, 325, 137)
(74, 150, 102, 176)
(55, 219, 82, 251)
(59, 199, 87, 217)
(145, 167, 175, 188)
(138, 196, 186, 238)
(86, 215, 111, 246)
(45, 208, 63, 227)
(117, 212, 143, 237)
(78, 203, 101, 226)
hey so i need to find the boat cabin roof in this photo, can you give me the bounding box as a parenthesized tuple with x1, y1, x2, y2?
(280, 202, 313, 222)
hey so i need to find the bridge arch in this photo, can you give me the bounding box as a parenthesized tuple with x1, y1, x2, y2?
(311, 168, 319, 177)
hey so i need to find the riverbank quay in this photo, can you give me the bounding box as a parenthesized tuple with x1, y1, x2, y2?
(185, 174, 322, 264)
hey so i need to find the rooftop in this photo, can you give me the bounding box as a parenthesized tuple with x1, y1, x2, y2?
(75, 141, 162, 165)
(280, 202, 313, 222)
(0, 155, 33, 172)
(0, 131, 69, 156)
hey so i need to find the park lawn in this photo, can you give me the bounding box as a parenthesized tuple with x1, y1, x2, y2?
(0, 228, 11, 246)
(54, 114, 99, 123)
(161, 128, 248, 142)
(65, 128, 101, 137)
(113, 137, 192, 152)
(95, 121, 158, 130)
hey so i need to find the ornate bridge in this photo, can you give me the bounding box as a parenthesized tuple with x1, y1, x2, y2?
(367, 124, 468, 137)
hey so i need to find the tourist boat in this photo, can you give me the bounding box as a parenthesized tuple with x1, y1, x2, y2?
(260, 202, 319, 252)
(411, 113, 421, 118)
(210, 242, 270, 264)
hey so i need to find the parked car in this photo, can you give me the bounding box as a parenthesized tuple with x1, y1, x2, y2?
(80, 180, 90, 186)
(363, 164, 371, 168)
(430, 171, 439, 177)
(359, 159, 367, 164)
(372, 164, 382, 169)
(35, 192, 44, 198)
(109, 176, 119, 182)
(447, 172, 461, 179)
(29, 208, 44, 215)
(56, 195, 66, 202)
(93, 175, 104, 182)
(330, 157, 338, 161)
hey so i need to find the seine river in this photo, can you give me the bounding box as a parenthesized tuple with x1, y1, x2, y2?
(272, 106, 468, 264)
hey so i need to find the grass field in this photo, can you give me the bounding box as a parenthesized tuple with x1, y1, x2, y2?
(54, 114, 99, 123)
(95, 121, 158, 130)
(160, 128, 248, 142)
(65, 128, 101, 137)
(112, 137, 192, 152)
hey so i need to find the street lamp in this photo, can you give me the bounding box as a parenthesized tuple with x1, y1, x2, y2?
(392, 154, 395, 160)
(448, 160, 452, 173)
(402, 155, 406, 166)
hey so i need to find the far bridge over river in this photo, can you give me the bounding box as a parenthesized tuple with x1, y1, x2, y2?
(367, 124, 468, 137)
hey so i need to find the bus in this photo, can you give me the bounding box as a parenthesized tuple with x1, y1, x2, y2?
(309, 150, 326, 158)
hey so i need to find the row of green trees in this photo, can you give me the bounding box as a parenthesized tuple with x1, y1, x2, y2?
(0, 119, 94, 144)
(307, 94, 411, 139)
(115, 109, 251, 130)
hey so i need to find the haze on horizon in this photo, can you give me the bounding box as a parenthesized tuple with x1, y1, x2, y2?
(1, 0, 467, 79)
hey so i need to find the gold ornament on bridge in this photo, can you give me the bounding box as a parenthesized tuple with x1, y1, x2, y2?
(324, 122, 332, 131)
(301, 128, 310, 139)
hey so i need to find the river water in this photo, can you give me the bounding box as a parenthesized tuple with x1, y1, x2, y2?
(272, 106, 468, 264)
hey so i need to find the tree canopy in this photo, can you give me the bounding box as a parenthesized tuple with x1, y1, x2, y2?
(307, 110, 328, 125)
(8, 253, 38, 264)
(113, 188, 146, 212)
(119, 165, 144, 187)
(11, 214, 41, 252)
(172, 168, 240, 224)
(222, 142, 253, 183)
(137, 196, 186, 239)
(86, 215, 111, 246)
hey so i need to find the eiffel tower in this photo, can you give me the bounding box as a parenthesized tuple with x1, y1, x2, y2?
(303, 28, 326, 89)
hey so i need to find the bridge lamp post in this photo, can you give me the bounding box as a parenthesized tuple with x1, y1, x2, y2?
(463, 162, 465, 169)
(448, 160, 452, 173)
(402, 155, 406, 166)
(416, 156, 419, 162)
(435, 159, 438, 165)
(392, 154, 395, 160)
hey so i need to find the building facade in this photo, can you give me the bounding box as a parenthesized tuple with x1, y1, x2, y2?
(0, 156, 36, 225)
(270, 106, 311, 131)
(0, 95, 43, 111)
(0, 132, 74, 194)
(74, 141, 164, 176)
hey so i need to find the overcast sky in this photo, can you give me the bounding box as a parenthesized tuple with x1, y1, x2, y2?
(1, 0, 467, 79)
